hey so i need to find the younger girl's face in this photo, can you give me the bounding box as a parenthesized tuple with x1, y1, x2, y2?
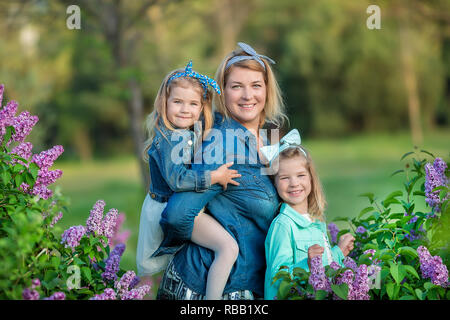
(274, 155, 312, 212)
(166, 85, 203, 129)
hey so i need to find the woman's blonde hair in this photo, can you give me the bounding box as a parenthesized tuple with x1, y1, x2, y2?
(213, 46, 288, 128)
(142, 69, 214, 162)
(276, 147, 327, 221)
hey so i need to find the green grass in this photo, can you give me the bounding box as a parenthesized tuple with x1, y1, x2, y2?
(53, 129, 450, 278)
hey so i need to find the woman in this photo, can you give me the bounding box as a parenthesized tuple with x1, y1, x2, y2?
(154, 42, 288, 300)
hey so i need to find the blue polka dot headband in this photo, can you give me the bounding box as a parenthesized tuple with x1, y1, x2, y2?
(225, 42, 276, 71)
(167, 60, 221, 98)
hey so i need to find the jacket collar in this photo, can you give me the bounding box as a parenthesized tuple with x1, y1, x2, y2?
(279, 203, 326, 232)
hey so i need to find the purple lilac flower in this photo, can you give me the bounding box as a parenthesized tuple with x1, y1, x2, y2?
(348, 264, 370, 300)
(10, 111, 39, 145)
(328, 223, 339, 244)
(61, 225, 86, 248)
(0, 84, 3, 106)
(31, 278, 40, 289)
(129, 275, 140, 290)
(90, 288, 117, 300)
(22, 288, 40, 300)
(430, 256, 449, 287)
(308, 255, 331, 293)
(329, 261, 341, 271)
(425, 158, 448, 212)
(86, 200, 105, 235)
(121, 285, 151, 300)
(102, 208, 119, 244)
(102, 254, 121, 281)
(44, 292, 66, 300)
(111, 243, 126, 257)
(31, 145, 64, 170)
(343, 256, 358, 271)
(10, 142, 33, 166)
(115, 270, 136, 297)
(356, 226, 367, 234)
(418, 246, 449, 287)
(0, 100, 18, 144)
(49, 211, 63, 228)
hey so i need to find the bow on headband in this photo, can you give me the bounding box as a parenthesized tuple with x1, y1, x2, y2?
(226, 42, 276, 71)
(259, 129, 307, 166)
(167, 60, 221, 98)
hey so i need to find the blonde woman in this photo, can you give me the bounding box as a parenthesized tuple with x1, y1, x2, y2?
(154, 42, 288, 300)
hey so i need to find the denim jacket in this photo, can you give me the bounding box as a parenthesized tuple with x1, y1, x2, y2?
(154, 112, 280, 297)
(147, 120, 211, 203)
(264, 203, 345, 300)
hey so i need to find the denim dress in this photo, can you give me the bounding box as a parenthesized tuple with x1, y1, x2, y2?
(136, 121, 211, 277)
(154, 112, 280, 299)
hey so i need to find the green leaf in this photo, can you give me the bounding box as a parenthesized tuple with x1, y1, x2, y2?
(81, 266, 92, 282)
(390, 263, 406, 284)
(399, 295, 416, 300)
(384, 190, 403, 200)
(386, 282, 395, 299)
(390, 169, 404, 177)
(398, 246, 419, 259)
(423, 282, 434, 290)
(403, 265, 419, 279)
(420, 149, 435, 158)
(331, 283, 348, 300)
(359, 192, 375, 204)
(415, 288, 424, 300)
(401, 151, 414, 160)
(28, 162, 39, 180)
(314, 290, 328, 300)
(277, 280, 292, 299)
(358, 206, 374, 219)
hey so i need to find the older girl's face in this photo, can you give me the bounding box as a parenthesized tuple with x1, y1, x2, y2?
(224, 66, 266, 130)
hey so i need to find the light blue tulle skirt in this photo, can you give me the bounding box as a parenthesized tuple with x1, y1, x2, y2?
(136, 193, 172, 276)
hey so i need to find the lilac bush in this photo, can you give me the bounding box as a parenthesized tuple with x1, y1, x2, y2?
(0, 84, 149, 300)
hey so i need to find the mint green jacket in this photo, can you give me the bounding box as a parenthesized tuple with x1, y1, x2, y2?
(264, 203, 345, 300)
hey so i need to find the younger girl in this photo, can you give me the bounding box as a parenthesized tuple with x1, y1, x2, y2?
(136, 61, 241, 300)
(261, 129, 355, 300)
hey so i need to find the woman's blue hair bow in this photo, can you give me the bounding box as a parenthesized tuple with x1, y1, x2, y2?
(226, 42, 276, 71)
(167, 60, 221, 98)
(260, 129, 307, 166)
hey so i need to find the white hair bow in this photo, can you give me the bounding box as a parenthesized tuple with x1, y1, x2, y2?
(259, 129, 307, 165)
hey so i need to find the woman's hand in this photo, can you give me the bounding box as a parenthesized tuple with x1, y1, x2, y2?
(338, 233, 355, 256)
(211, 162, 241, 190)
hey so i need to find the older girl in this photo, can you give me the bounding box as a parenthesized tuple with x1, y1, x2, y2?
(136, 61, 242, 300)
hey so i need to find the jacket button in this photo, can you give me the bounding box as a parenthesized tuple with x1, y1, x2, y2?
(150, 193, 156, 199)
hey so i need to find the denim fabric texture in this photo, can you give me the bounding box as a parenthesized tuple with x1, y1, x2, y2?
(147, 119, 211, 203)
(154, 112, 280, 297)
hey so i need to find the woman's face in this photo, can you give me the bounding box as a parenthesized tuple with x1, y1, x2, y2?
(224, 66, 266, 130)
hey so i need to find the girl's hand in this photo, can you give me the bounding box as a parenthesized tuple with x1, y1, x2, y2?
(307, 244, 324, 270)
(338, 233, 355, 256)
(211, 162, 241, 190)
